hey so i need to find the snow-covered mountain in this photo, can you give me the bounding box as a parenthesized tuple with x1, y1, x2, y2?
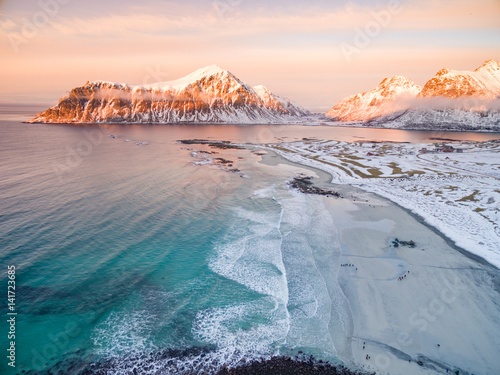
(419, 59, 500, 98)
(326, 59, 500, 130)
(29, 65, 310, 124)
(326, 76, 421, 121)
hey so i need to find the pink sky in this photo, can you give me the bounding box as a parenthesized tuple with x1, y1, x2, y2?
(1, 0, 499, 111)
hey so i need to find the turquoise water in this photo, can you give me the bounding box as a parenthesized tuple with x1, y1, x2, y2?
(0, 110, 345, 374)
(1, 107, 500, 374)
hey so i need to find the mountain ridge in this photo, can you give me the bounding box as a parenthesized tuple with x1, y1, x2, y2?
(29, 66, 310, 124)
(419, 59, 500, 99)
(28, 60, 500, 130)
(326, 59, 500, 128)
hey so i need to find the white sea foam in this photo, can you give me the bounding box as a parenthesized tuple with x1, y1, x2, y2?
(101, 299, 289, 374)
(252, 185, 276, 199)
(194, 198, 293, 367)
(207, 184, 352, 361)
(277, 190, 351, 357)
(193, 299, 289, 355)
(93, 309, 159, 358)
(209, 205, 288, 302)
(89, 182, 353, 374)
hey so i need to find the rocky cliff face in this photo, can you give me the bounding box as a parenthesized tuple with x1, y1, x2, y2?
(326, 59, 500, 125)
(326, 76, 421, 121)
(29, 65, 310, 124)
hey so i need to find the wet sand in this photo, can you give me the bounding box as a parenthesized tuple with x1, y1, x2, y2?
(258, 148, 500, 375)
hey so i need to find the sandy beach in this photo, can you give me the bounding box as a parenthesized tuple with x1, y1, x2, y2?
(259, 148, 500, 375)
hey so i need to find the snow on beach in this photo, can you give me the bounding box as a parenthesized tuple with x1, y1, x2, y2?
(264, 139, 500, 268)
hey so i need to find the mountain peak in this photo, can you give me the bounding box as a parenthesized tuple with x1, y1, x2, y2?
(475, 59, 500, 73)
(420, 59, 500, 98)
(186, 64, 228, 78)
(435, 68, 451, 76)
(144, 65, 236, 91)
(380, 75, 415, 85)
(378, 76, 419, 92)
(374, 75, 421, 99)
(326, 75, 420, 121)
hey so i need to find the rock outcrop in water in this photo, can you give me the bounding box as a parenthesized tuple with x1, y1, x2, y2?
(28, 65, 310, 124)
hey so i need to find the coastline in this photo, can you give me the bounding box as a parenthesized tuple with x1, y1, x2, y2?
(256, 147, 500, 375)
(255, 144, 498, 271)
(23, 118, 500, 134)
(7, 122, 498, 375)
(256, 142, 500, 270)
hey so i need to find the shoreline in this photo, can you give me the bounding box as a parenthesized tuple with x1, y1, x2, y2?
(256, 144, 498, 271)
(22, 118, 500, 134)
(368, 191, 497, 270)
(255, 146, 500, 375)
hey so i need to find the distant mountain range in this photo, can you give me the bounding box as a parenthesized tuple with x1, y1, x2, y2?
(29, 60, 500, 131)
(326, 59, 500, 131)
(29, 65, 310, 124)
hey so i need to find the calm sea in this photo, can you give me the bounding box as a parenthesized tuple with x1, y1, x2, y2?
(1, 105, 499, 374)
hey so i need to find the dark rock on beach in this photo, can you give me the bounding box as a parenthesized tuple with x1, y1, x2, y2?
(35, 350, 373, 375)
(214, 157, 234, 165)
(216, 356, 373, 375)
(290, 176, 342, 198)
(392, 238, 416, 248)
(178, 139, 244, 150)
